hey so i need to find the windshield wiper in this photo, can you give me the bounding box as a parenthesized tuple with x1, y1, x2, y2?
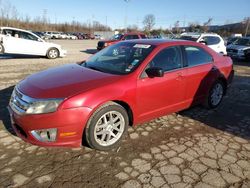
(84, 64, 103, 72)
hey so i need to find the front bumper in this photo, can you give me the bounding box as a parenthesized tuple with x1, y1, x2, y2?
(59, 49, 67, 57)
(227, 52, 245, 59)
(7, 106, 91, 147)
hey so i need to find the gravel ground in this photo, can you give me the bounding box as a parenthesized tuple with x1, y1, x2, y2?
(0, 40, 249, 188)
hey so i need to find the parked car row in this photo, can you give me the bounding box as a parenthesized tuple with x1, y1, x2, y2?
(0, 27, 66, 59)
(226, 37, 250, 61)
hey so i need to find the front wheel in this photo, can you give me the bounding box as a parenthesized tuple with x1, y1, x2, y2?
(84, 102, 129, 151)
(47, 48, 59, 59)
(205, 80, 225, 109)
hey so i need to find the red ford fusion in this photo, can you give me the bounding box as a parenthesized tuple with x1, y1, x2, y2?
(8, 39, 234, 150)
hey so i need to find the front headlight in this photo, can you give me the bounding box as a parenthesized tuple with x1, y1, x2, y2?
(238, 49, 245, 54)
(26, 99, 63, 114)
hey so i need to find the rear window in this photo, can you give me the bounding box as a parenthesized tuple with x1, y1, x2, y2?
(202, 36, 221, 45)
(184, 46, 213, 66)
(180, 35, 199, 42)
(124, 35, 140, 40)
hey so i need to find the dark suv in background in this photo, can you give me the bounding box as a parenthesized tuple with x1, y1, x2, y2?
(97, 32, 147, 50)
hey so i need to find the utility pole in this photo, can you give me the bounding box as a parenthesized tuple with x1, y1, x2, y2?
(245, 17, 250, 37)
(124, 0, 130, 32)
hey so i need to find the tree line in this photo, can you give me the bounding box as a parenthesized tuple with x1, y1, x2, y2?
(0, 0, 111, 33)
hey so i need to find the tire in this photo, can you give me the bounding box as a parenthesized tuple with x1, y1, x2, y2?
(204, 80, 225, 109)
(84, 102, 129, 151)
(47, 48, 59, 59)
(246, 53, 250, 62)
(0, 43, 4, 54)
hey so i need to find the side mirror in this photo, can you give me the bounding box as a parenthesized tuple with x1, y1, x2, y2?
(199, 40, 207, 45)
(145, 67, 164, 78)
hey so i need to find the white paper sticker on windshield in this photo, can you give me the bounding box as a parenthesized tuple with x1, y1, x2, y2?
(133, 44, 151, 48)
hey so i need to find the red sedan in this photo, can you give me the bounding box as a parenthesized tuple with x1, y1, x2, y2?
(8, 40, 234, 150)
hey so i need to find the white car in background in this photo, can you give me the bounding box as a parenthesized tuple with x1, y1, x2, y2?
(180, 33, 227, 55)
(0, 27, 66, 59)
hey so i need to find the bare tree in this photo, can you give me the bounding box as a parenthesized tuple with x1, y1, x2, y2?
(143, 14, 155, 31)
(127, 24, 139, 32)
(244, 17, 250, 36)
(203, 18, 213, 32)
(173, 20, 180, 34)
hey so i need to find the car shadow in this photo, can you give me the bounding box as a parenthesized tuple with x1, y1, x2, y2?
(232, 59, 250, 66)
(80, 49, 98, 55)
(0, 85, 16, 135)
(0, 54, 43, 59)
(179, 65, 250, 140)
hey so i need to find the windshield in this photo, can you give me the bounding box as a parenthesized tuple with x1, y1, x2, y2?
(233, 38, 250, 46)
(82, 42, 155, 75)
(110, 34, 123, 40)
(179, 35, 199, 42)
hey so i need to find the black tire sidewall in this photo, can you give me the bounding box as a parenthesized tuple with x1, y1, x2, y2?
(85, 104, 129, 151)
(207, 80, 225, 109)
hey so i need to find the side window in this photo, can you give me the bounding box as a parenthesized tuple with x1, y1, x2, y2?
(184, 46, 213, 66)
(149, 46, 182, 72)
(19, 31, 39, 41)
(140, 35, 147, 39)
(3, 29, 14, 36)
(202, 36, 221, 45)
(124, 35, 139, 40)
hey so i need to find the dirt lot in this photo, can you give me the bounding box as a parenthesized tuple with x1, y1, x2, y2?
(0, 40, 250, 188)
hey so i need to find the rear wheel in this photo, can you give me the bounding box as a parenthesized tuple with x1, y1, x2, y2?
(205, 80, 225, 109)
(47, 48, 59, 59)
(84, 102, 128, 151)
(0, 43, 4, 54)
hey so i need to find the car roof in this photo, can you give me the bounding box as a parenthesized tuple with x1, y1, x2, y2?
(121, 39, 195, 46)
(0, 27, 31, 33)
(123, 32, 146, 35)
(181, 32, 219, 37)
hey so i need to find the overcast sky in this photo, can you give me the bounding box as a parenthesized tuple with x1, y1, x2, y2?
(3, 0, 250, 29)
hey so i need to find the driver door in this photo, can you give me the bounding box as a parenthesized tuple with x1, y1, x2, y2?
(136, 46, 187, 122)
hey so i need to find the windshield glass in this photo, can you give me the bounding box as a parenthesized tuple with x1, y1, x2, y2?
(110, 34, 123, 40)
(82, 42, 155, 75)
(233, 38, 250, 46)
(179, 35, 199, 42)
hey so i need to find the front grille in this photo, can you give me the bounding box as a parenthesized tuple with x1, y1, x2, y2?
(227, 49, 238, 53)
(14, 124, 27, 138)
(9, 88, 30, 114)
(98, 41, 104, 48)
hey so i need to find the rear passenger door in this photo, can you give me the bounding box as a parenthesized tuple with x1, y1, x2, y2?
(183, 46, 214, 105)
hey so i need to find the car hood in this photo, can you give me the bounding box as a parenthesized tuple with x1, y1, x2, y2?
(227, 44, 250, 50)
(100, 39, 119, 43)
(18, 64, 122, 99)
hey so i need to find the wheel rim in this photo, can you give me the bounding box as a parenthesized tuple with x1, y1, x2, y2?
(49, 49, 58, 58)
(94, 111, 125, 147)
(211, 83, 223, 106)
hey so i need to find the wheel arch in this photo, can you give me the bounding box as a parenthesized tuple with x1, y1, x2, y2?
(217, 76, 227, 95)
(112, 100, 134, 126)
